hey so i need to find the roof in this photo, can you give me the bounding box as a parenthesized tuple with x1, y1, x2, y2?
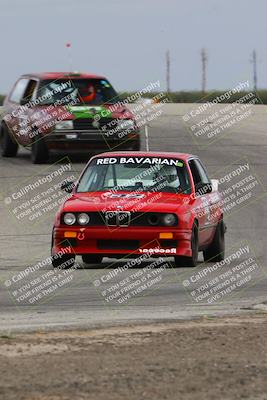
(92, 151, 197, 160)
(21, 72, 106, 80)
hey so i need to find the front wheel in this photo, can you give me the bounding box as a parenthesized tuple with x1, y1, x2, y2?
(174, 222, 198, 267)
(203, 219, 225, 262)
(51, 254, 75, 269)
(51, 229, 75, 269)
(31, 136, 49, 164)
(1, 124, 18, 157)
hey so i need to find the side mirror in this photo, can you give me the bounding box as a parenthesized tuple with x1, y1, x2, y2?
(60, 180, 75, 193)
(195, 182, 212, 196)
(210, 179, 219, 192)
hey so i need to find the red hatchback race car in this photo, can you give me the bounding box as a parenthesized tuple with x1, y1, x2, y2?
(1, 72, 140, 163)
(51, 151, 226, 268)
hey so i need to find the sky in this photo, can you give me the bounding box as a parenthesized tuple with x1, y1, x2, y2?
(0, 0, 266, 94)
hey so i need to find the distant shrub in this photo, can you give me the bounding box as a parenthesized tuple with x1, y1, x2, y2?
(119, 90, 267, 104)
(1, 91, 266, 106)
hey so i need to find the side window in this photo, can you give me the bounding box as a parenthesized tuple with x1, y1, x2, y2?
(194, 159, 210, 184)
(189, 160, 201, 186)
(189, 159, 211, 194)
(9, 79, 29, 103)
(24, 80, 38, 102)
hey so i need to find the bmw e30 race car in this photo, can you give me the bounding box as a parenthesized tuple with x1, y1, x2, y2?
(51, 151, 226, 268)
(1, 72, 140, 163)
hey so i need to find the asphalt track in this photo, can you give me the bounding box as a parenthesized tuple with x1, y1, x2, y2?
(0, 103, 266, 332)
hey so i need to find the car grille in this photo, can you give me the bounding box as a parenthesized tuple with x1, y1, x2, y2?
(73, 118, 116, 131)
(105, 211, 131, 227)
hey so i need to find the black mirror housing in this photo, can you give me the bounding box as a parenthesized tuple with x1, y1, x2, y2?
(60, 180, 75, 193)
(195, 182, 212, 196)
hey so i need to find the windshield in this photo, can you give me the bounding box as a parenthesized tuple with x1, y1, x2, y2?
(37, 78, 118, 105)
(77, 157, 192, 194)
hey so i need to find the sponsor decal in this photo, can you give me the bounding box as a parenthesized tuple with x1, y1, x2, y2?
(96, 157, 184, 166)
(67, 105, 112, 119)
(103, 192, 145, 199)
(139, 248, 177, 254)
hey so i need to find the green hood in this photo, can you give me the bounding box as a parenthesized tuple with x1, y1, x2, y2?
(66, 105, 112, 119)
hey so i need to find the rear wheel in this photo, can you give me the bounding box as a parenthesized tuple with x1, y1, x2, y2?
(203, 219, 225, 262)
(1, 124, 18, 157)
(175, 222, 198, 267)
(31, 136, 49, 164)
(82, 255, 103, 264)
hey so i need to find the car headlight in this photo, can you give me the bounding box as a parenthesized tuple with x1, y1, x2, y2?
(148, 214, 160, 226)
(55, 121, 73, 130)
(77, 213, 90, 225)
(63, 213, 76, 225)
(117, 119, 135, 131)
(162, 213, 176, 226)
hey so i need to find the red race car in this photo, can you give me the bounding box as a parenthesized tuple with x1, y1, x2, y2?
(1, 72, 140, 163)
(51, 151, 226, 268)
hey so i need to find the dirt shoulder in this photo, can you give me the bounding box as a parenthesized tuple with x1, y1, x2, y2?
(1, 313, 267, 400)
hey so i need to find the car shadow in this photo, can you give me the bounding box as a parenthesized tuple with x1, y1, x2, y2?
(76, 258, 178, 270)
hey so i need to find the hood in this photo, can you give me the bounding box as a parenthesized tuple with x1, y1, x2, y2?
(65, 104, 133, 120)
(62, 191, 190, 214)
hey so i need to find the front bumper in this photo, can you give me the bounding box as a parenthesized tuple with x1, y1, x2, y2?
(52, 226, 192, 257)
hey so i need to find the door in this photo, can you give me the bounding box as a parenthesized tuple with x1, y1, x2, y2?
(20, 79, 39, 146)
(6, 78, 30, 146)
(188, 159, 214, 246)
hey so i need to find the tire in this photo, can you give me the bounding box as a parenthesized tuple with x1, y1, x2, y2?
(51, 254, 75, 269)
(82, 255, 103, 264)
(1, 123, 18, 157)
(203, 219, 225, 262)
(50, 229, 75, 269)
(175, 222, 198, 267)
(31, 136, 49, 164)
